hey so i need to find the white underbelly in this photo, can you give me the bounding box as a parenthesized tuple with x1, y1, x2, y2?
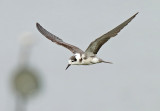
(81, 57, 99, 65)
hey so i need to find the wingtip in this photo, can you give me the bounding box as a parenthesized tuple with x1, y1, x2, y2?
(129, 12, 139, 19)
(36, 22, 40, 27)
(36, 22, 43, 31)
(134, 12, 139, 16)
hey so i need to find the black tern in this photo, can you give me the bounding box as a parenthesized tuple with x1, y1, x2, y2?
(36, 12, 138, 70)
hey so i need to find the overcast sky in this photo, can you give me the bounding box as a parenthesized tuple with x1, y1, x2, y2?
(0, 0, 160, 111)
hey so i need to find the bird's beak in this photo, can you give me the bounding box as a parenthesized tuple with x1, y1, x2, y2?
(65, 64, 71, 70)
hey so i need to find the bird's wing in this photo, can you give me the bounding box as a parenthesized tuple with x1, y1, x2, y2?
(36, 23, 84, 54)
(85, 12, 138, 55)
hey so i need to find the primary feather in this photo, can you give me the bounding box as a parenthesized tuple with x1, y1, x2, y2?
(85, 12, 138, 55)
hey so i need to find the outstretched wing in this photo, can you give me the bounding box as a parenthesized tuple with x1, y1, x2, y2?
(85, 12, 138, 55)
(36, 23, 84, 54)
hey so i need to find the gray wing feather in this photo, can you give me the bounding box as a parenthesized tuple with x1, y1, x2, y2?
(85, 12, 138, 55)
(36, 23, 84, 54)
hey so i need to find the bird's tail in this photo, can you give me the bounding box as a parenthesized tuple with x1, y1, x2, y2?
(102, 61, 113, 64)
(99, 59, 113, 64)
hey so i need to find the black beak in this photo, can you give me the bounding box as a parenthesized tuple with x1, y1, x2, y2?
(65, 64, 71, 70)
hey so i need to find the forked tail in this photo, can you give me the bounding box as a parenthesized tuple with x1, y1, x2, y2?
(102, 61, 113, 64)
(99, 59, 113, 64)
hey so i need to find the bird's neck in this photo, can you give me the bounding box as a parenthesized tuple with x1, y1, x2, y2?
(75, 53, 99, 61)
(75, 53, 82, 61)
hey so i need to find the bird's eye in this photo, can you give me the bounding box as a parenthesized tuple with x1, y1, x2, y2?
(71, 58, 76, 62)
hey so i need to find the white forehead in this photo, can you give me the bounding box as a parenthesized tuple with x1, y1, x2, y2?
(68, 59, 72, 64)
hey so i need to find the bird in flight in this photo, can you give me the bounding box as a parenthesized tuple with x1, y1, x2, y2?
(36, 12, 138, 70)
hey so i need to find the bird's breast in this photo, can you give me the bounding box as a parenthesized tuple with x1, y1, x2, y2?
(81, 57, 99, 65)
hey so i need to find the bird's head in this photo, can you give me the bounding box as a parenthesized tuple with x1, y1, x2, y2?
(65, 55, 78, 70)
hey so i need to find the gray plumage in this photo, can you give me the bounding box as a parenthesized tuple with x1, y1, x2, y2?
(36, 23, 84, 54)
(85, 12, 138, 55)
(36, 12, 138, 55)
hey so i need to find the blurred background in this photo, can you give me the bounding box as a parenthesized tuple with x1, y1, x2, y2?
(0, 0, 160, 111)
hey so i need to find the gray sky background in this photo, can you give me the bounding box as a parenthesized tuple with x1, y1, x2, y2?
(0, 0, 160, 111)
